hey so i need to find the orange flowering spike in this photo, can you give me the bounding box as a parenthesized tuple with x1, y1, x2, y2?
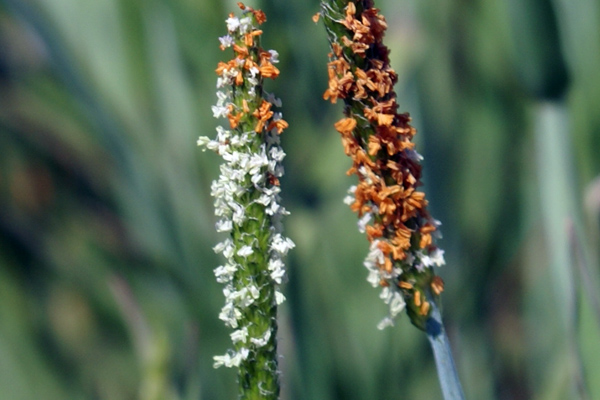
(320, 0, 447, 330)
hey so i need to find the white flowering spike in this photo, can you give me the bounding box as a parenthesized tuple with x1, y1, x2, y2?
(198, 3, 292, 399)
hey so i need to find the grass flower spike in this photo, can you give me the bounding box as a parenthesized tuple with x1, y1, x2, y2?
(317, 0, 445, 331)
(198, 3, 293, 398)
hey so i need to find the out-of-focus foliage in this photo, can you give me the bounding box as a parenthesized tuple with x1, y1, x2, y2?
(1, 0, 599, 399)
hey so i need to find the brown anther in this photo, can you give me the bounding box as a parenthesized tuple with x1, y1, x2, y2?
(398, 281, 413, 290)
(267, 118, 289, 134)
(334, 117, 357, 136)
(252, 10, 267, 24)
(382, 257, 392, 273)
(259, 62, 280, 79)
(414, 290, 422, 307)
(233, 44, 249, 58)
(235, 71, 244, 86)
(420, 301, 431, 316)
(268, 174, 280, 186)
(431, 276, 445, 295)
(227, 111, 242, 129)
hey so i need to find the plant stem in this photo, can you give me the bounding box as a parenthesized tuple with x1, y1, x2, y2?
(426, 300, 465, 400)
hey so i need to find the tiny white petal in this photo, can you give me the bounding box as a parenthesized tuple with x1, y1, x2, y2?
(223, 243, 235, 259)
(430, 248, 445, 266)
(256, 195, 271, 206)
(268, 258, 286, 284)
(389, 292, 406, 316)
(239, 16, 252, 32)
(379, 286, 392, 303)
(197, 136, 211, 148)
(250, 329, 272, 347)
(231, 202, 246, 225)
(266, 201, 281, 216)
(405, 149, 424, 162)
(270, 268, 286, 284)
(219, 34, 234, 48)
(275, 290, 286, 305)
(270, 147, 286, 162)
(237, 245, 253, 257)
(215, 219, 233, 232)
(212, 104, 229, 118)
(268, 49, 279, 63)
(377, 317, 394, 330)
(234, 288, 253, 308)
(365, 268, 380, 287)
(251, 173, 265, 185)
(248, 284, 260, 300)
(216, 91, 228, 106)
(218, 301, 241, 328)
(226, 16, 240, 32)
(213, 239, 232, 254)
(265, 91, 282, 108)
(213, 354, 231, 368)
(271, 234, 295, 256)
(230, 327, 249, 344)
(206, 140, 221, 152)
(357, 212, 372, 233)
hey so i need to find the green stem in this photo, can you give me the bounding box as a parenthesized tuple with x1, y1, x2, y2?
(229, 23, 279, 399)
(234, 207, 279, 400)
(426, 300, 465, 400)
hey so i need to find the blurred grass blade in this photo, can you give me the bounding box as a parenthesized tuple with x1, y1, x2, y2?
(506, 0, 569, 99)
(534, 101, 590, 399)
(534, 102, 576, 328)
(568, 222, 600, 330)
(1, 0, 131, 168)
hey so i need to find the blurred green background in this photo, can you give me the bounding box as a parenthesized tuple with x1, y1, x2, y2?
(1, 0, 600, 399)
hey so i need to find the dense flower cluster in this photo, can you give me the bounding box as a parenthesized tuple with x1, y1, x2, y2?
(318, 0, 445, 329)
(198, 2, 293, 377)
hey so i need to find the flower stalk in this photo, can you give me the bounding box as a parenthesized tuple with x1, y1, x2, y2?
(316, 1, 464, 397)
(198, 3, 293, 399)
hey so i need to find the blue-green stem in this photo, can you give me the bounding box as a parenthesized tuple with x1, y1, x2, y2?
(426, 299, 465, 400)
